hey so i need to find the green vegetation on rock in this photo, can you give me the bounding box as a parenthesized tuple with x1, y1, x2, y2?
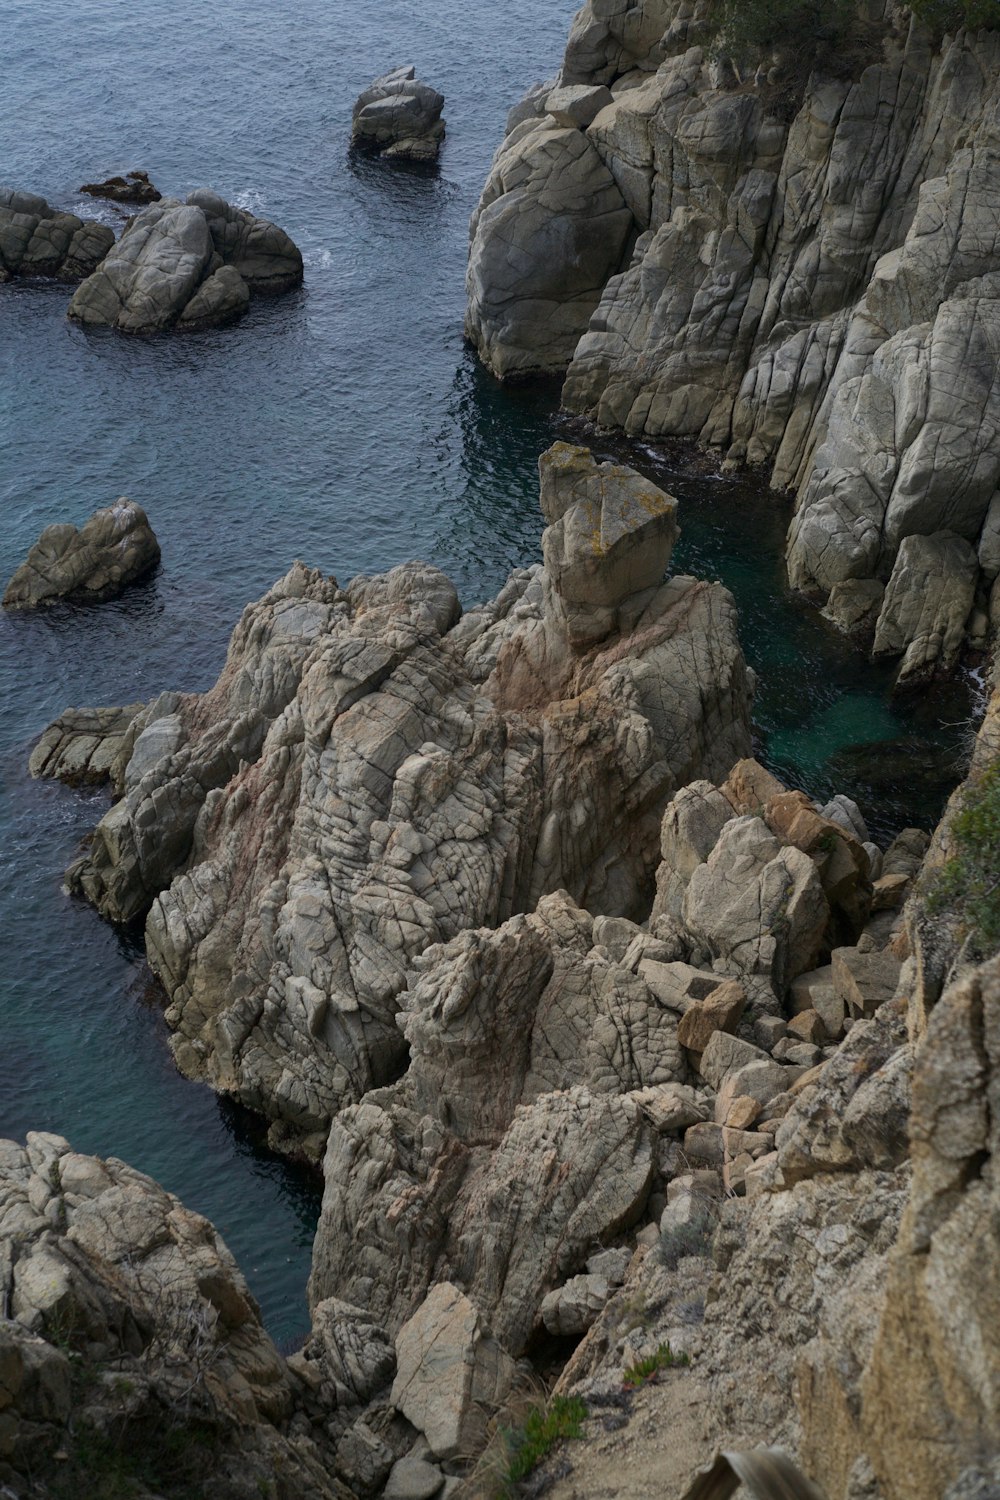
(622, 1342, 691, 1387)
(926, 759, 1000, 957)
(501, 1395, 588, 1492)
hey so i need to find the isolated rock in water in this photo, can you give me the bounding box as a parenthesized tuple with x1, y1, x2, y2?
(67, 189, 302, 332)
(0, 1131, 346, 1500)
(872, 531, 978, 685)
(80, 169, 161, 204)
(3, 498, 160, 609)
(352, 66, 445, 162)
(0, 186, 114, 280)
(465, 117, 633, 378)
(61, 444, 750, 1150)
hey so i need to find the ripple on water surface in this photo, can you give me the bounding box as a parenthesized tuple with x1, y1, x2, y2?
(0, 0, 975, 1338)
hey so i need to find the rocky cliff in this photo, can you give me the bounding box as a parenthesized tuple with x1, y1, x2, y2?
(45, 445, 750, 1160)
(466, 0, 1000, 683)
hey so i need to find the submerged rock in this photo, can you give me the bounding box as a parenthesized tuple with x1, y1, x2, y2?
(2, 498, 160, 609)
(56, 444, 750, 1152)
(80, 169, 161, 204)
(67, 189, 302, 332)
(0, 186, 114, 280)
(352, 67, 445, 162)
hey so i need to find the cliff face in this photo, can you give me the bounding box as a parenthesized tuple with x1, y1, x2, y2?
(466, 1, 1000, 680)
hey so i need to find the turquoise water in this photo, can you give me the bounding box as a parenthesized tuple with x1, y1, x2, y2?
(0, 1, 972, 1342)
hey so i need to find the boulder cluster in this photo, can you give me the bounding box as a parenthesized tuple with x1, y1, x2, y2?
(1, 183, 303, 332)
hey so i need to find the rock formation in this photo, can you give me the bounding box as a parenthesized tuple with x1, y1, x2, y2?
(3, 499, 160, 609)
(0, 187, 114, 281)
(80, 169, 161, 204)
(352, 67, 446, 162)
(40, 445, 750, 1160)
(467, 1, 1000, 680)
(0, 1131, 350, 1500)
(67, 189, 303, 332)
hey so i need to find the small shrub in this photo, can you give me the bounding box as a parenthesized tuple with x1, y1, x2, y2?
(926, 759, 1000, 958)
(622, 1342, 690, 1387)
(501, 1395, 588, 1492)
(656, 1215, 715, 1271)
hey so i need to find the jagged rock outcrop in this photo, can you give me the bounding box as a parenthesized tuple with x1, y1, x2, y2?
(352, 67, 446, 162)
(29, 703, 145, 784)
(3, 498, 160, 609)
(0, 187, 114, 280)
(468, 2, 1000, 674)
(67, 188, 302, 332)
(80, 169, 161, 204)
(465, 116, 634, 377)
(0, 1132, 349, 1500)
(54, 445, 750, 1155)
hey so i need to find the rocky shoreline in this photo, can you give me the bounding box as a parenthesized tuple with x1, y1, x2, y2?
(5, 3, 1000, 1497)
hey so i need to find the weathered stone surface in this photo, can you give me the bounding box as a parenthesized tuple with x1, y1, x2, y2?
(541, 1272, 612, 1335)
(0, 187, 114, 280)
(391, 1283, 514, 1461)
(3, 499, 159, 609)
(305, 1298, 396, 1407)
(310, 1086, 653, 1356)
(539, 442, 678, 647)
(547, 84, 615, 129)
(67, 189, 301, 332)
(872, 532, 978, 684)
(831, 947, 901, 1021)
(61, 450, 749, 1151)
(682, 816, 829, 995)
(676, 978, 745, 1052)
(467, 16, 1000, 657)
(652, 778, 734, 920)
(0, 1133, 346, 1499)
(352, 66, 446, 162)
(465, 118, 633, 377)
(29, 703, 144, 784)
(383, 1456, 444, 1500)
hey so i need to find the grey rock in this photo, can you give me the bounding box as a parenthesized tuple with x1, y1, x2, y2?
(872, 532, 979, 684)
(383, 1456, 444, 1500)
(831, 947, 902, 1021)
(29, 704, 144, 785)
(3, 499, 159, 609)
(390, 1283, 514, 1461)
(541, 1272, 611, 1335)
(352, 67, 445, 163)
(67, 190, 301, 332)
(465, 118, 633, 378)
(546, 84, 615, 129)
(0, 187, 114, 280)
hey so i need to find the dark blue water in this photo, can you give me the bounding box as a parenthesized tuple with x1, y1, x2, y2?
(0, 0, 973, 1342)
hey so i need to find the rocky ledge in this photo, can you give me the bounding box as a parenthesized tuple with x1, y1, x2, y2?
(0, 187, 115, 282)
(37, 443, 750, 1158)
(67, 188, 303, 333)
(3, 498, 160, 610)
(80, 170, 161, 205)
(465, 0, 1000, 683)
(352, 67, 446, 162)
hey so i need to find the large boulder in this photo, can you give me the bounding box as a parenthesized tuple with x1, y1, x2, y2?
(3, 498, 160, 609)
(871, 531, 978, 685)
(352, 66, 446, 162)
(67, 189, 302, 332)
(0, 187, 114, 280)
(465, 118, 634, 378)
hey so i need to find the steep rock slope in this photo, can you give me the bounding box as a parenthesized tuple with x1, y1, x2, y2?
(45, 446, 750, 1157)
(467, 1, 1000, 680)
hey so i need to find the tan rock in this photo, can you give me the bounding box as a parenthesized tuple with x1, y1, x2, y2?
(677, 979, 746, 1053)
(390, 1283, 515, 1462)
